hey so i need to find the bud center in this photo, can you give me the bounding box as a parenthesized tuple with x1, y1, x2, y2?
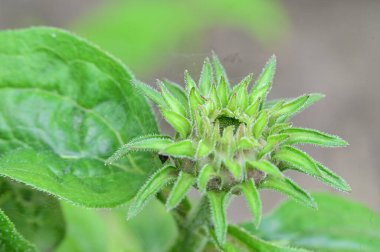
(216, 116, 242, 132)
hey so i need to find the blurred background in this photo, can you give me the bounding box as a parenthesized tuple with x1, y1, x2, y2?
(1, 0, 379, 240)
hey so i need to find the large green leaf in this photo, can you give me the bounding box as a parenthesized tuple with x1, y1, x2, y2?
(0, 27, 159, 207)
(0, 209, 36, 252)
(0, 178, 65, 252)
(242, 193, 380, 252)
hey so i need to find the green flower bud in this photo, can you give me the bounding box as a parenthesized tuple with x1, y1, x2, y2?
(108, 53, 350, 247)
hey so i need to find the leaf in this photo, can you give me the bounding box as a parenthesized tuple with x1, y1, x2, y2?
(273, 146, 320, 176)
(166, 171, 196, 210)
(163, 140, 196, 158)
(128, 165, 177, 219)
(259, 176, 316, 208)
(208, 191, 229, 246)
(0, 178, 65, 252)
(106, 135, 172, 165)
(0, 209, 37, 252)
(227, 225, 310, 252)
(247, 160, 283, 178)
(281, 128, 348, 147)
(243, 193, 380, 252)
(0, 27, 160, 207)
(240, 179, 262, 227)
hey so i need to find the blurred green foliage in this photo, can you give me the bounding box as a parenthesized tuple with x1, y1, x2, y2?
(73, 0, 289, 75)
(57, 199, 177, 252)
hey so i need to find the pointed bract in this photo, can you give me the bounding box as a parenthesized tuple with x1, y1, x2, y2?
(199, 57, 213, 95)
(240, 179, 262, 227)
(208, 191, 229, 245)
(106, 135, 172, 165)
(163, 140, 196, 158)
(259, 176, 317, 208)
(273, 146, 320, 176)
(128, 165, 177, 219)
(162, 109, 191, 138)
(281, 128, 348, 147)
(250, 55, 276, 102)
(166, 171, 196, 210)
(247, 160, 283, 178)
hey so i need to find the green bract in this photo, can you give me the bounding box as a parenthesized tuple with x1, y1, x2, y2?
(107, 53, 350, 246)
